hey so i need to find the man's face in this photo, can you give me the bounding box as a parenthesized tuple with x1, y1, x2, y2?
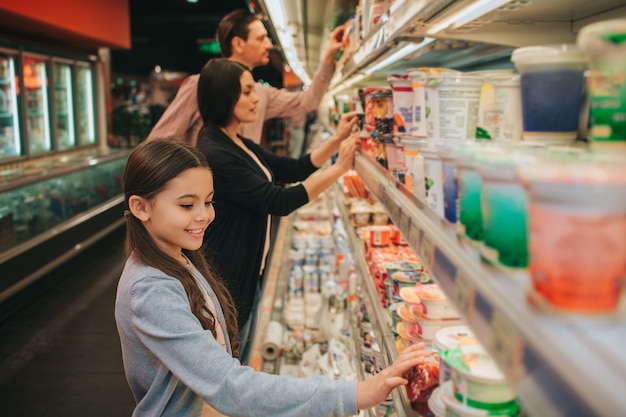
(238, 20, 273, 69)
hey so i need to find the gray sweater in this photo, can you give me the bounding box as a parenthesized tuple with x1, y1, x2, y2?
(115, 255, 359, 417)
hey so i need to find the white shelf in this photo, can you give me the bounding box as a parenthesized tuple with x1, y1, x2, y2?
(353, 154, 626, 417)
(329, 0, 626, 94)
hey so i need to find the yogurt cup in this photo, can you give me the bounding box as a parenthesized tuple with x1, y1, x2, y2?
(407, 310, 464, 340)
(428, 387, 446, 417)
(440, 347, 517, 410)
(424, 73, 484, 141)
(434, 325, 479, 387)
(388, 74, 414, 134)
(475, 151, 535, 268)
(440, 381, 521, 417)
(511, 44, 588, 144)
(475, 74, 523, 141)
(407, 70, 428, 137)
(414, 284, 460, 319)
(577, 19, 626, 149)
(402, 137, 428, 200)
(518, 161, 626, 313)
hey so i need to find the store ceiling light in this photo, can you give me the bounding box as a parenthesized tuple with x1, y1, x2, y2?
(429, 0, 513, 34)
(264, 0, 312, 86)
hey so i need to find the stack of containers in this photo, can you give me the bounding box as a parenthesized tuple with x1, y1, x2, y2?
(397, 284, 463, 344)
(439, 347, 521, 416)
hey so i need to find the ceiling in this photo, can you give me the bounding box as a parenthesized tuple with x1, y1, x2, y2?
(110, 0, 250, 76)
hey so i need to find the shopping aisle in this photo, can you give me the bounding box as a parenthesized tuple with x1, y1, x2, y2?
(0, 226, 135, 417)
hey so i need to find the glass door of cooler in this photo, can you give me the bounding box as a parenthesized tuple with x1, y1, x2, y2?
(23, 55, 51, 154)
(76, 64, 96, 145)
(52, 62, 75, 150)
(0, 52, 22, 159)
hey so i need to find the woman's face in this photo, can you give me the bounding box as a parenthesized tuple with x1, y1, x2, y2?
(233, 71, 259, 124)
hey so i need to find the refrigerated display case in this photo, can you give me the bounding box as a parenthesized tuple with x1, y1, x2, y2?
(23, 54, 51, 154)
(0, 149, 130, 309)
(76, 63, 96, 146)
(0, 52, 21, 159)
(52, 61, 76, 150)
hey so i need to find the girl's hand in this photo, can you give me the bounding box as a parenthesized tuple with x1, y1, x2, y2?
(334, 132, 360, 173)
(356, 343, 432, 410)
(334, 112, 358, 142)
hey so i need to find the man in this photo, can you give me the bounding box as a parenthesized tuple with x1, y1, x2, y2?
(147, 9, 345, 146)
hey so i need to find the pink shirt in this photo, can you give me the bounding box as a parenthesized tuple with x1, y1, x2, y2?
(147, 61, 335, 146)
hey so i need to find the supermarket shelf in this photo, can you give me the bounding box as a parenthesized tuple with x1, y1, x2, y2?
(328, 0, 626, 95)
(333, 183, 419, 417)
(353, 154, 626, 417)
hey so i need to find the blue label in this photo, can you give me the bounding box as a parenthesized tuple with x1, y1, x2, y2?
(521, 69, 585, 133)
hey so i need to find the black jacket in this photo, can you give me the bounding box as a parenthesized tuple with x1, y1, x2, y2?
(197, 124, 318, 329)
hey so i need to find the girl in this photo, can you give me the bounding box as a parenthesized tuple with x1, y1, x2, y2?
(115, 139, 428, 417)
(196, 58, 360, 360)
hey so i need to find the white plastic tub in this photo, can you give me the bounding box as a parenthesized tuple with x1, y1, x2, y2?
(440, 346, 517, 410)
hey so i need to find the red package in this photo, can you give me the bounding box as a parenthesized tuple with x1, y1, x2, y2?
(405, 353, 440, 407)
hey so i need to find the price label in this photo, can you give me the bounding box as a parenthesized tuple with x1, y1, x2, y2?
(399, 210, 410, 237)
(452, 274, 474, 317)
(381, 188, 396, 218)
(408, 222, 421, 251)
(421, 236, 435, 270)
(489, 310, 523, 379)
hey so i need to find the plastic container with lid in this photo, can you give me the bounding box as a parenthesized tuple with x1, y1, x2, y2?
(440, 346, 517, 410)
(475, 151, 536, 268)
(406, 310, 464, 340)
(518, 161, 626, 314)
(424, 73, 484, 141)
(413, 283, 460, 319)
(453, 145, 485, 242)
(439, 381, 521, 417)
(388, 74, 414, 134)
(577, 19, 626, 148)
(433, 325, 479, 387)
(428, 386, 446, 417)
(438, 143, 460, 224)
(475, 73, 523, 142)
(401, 137, 428, 200)
(422, 147, 445, 218)
(511, 44, 588, 144)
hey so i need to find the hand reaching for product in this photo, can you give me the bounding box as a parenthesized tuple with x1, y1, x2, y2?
(334, 112, 359, 141)
(334, 132, 360, 173)
(356, 343, 431, 411)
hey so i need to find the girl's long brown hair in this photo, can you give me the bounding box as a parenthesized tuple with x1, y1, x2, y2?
(123, 138, 239, 355)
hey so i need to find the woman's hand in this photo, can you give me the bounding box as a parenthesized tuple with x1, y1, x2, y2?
(356, 343, 432, 410)
(334, 132, 360, 173)
(334, 112, 359, 142)
(323, 26, 346, 65)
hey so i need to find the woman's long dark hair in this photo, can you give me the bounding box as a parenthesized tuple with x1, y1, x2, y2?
(123, 138, 239, 355)
(197, 58, 249, 128)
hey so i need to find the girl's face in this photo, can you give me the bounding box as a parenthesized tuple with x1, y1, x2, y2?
(233, 71, 259, 124)
(141, 167, 215, 263)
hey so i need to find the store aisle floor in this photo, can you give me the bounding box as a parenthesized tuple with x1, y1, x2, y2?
(0, 227, 135, 417)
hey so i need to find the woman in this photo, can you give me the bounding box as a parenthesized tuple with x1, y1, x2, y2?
(115, 139, 429, 417)
(196, 58, 359, 360)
